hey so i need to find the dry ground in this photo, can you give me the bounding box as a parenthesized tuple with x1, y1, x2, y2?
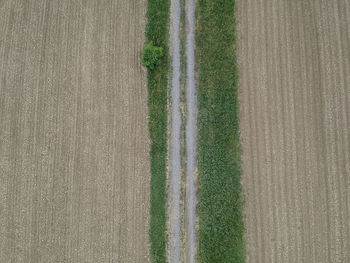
(0, 0, 150, 262)
(237, 0, 350, 262)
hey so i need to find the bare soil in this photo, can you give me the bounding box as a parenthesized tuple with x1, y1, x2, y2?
(0, 1, 150, 262)
(236, 1, 350, 262)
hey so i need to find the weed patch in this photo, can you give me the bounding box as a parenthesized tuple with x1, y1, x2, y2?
(197, 0, 245, 262)
(144, 0, 170, 262)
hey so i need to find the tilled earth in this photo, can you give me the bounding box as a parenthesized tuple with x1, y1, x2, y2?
(237, 0, 350, 262)
(0, 1, 150, 262)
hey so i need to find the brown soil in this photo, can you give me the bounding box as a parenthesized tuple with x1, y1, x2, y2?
(236, 0, 350, 262)
(0, 1, 150, 262)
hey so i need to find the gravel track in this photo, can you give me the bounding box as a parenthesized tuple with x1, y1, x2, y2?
(184, 0, 197, 262)
(169, 0, 182, 261)
(237, 0, 350, 262)
(169, 0, 197, 261)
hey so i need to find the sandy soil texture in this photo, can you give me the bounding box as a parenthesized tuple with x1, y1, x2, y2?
(0, 1, 150, 262)
(236, 0, 350, 262)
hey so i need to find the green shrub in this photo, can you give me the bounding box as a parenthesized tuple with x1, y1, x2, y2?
(142, 41, 164, 69)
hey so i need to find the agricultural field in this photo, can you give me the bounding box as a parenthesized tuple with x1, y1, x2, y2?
(0, 0, 150, 262)
(236, 0, 350, 262)
(1, 0, 350, 263)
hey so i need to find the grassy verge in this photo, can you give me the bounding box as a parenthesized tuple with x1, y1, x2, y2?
(197, 0, 245, 262)
(145, 0, 170, 262)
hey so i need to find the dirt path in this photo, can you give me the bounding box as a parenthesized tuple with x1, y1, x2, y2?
(169, 0, 197, 261)
(184, 0, 197, 262)
(236, 0, 350, 262)
(169, 0, 182, 261)
(0, 1, 150, 262)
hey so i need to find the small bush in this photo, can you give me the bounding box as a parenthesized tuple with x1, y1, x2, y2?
(142, 41, 164, 69)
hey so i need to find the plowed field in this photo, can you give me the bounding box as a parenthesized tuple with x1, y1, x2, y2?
(237, 1, 350, 262)
(0, 1, 150, 262)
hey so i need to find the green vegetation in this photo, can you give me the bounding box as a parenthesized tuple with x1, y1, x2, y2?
(142, 41, 164, 69)
(197, 0, 245, 262)
(144, 0, 169, 262)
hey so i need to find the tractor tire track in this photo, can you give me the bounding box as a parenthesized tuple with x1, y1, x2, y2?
(168, 0, 197, 261)
(184, 0, 197, 262)
(169, 0, 182, 261)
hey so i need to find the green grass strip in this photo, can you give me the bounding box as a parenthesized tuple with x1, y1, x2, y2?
(145, 0, 170, 262)
(197, 0, 245, 262)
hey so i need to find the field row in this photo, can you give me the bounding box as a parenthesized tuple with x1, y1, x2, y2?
(0, 1, 150, 262)
(237, 0, 350, 262)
